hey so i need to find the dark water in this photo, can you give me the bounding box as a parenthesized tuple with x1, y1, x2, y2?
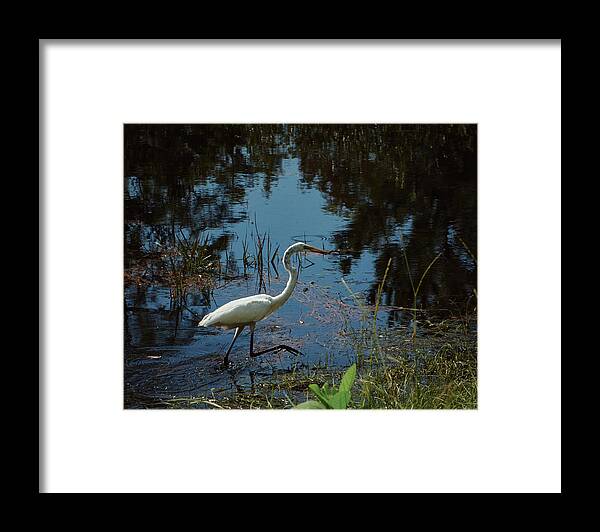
(124, 124, 477, 407)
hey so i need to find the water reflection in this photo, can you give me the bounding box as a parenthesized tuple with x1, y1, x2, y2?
(291, 124, 476, 315)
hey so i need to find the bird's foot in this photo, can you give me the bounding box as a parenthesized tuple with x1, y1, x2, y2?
(250, 344, 304, 358)
(281, 345, 304, 357)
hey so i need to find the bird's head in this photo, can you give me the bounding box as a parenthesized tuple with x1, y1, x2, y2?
(293, 242, 332, 255)
(283, 242, 331, 271)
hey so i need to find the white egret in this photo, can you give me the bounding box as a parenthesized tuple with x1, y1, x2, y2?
(198, 241, 331, 365)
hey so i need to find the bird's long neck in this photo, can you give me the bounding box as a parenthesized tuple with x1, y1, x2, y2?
(271, 248, 299, 311)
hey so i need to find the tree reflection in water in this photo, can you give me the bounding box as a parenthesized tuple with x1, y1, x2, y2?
(291, 124, 476, 324)
(125, 123, 476, 335)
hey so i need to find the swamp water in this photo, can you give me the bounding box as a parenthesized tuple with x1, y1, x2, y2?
(124, 124, 477, 408)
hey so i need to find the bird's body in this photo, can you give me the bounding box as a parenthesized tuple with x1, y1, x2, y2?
(199, 294, 275, 329)
(198, 241, 330, 364)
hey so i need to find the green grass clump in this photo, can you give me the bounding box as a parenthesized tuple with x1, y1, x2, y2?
(356, 343, 477, 409)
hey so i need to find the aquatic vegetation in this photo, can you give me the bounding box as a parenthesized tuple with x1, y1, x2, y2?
(400, 245, 443, 339)
(166, 230, 217, 307)
(124, 220, 284, 311)
(294, 364, 356, 409)
(240, 218, 281, 292)
(355, 319, 477, 409)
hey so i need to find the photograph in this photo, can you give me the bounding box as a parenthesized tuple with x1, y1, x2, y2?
(124, 123, 478, 409)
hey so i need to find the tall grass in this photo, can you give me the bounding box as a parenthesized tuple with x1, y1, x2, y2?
(398, 232, 443, 338)
(372, 257, 392, 364)
(240, 221, 281, 292)
(152, 218, 283, 312)
(161, 229, 217, 309)
(355, 318, 477, 409)
(333, 243, 476, 409)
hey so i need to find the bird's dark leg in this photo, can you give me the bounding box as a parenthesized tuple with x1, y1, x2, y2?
(223, 326, 244, 366)
(251, 344, 304, 357)
(248, 323, 303, 358)
(249, 323, 255, 357)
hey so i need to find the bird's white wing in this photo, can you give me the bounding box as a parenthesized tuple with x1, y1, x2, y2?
(199, 294, 274, 328)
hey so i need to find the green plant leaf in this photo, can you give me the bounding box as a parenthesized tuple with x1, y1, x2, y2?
(328, 390, 350, 409)
(308, 384, 333, 408)
(303, 364, 357, 410)
(293, 400, 326, 409)
(322, 382, 332, 396)
(339, 364, 357, 395)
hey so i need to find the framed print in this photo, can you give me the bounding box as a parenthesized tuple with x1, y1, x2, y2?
(41, 39, 561, 493)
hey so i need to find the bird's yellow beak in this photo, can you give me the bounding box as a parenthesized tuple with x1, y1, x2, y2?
(304, 244, 332, 255)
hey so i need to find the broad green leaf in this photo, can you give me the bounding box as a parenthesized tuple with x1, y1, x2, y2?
(308, 384, 333, 408)
(328, 390, 350, 409)
(294, 400, 326, 409)
(339, 364, 357, 395)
